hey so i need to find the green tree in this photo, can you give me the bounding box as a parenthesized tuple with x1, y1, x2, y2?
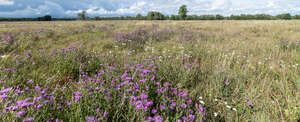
(136, 13, 142, 20)
(216, 14, 224, 20)
(147, 11, 165, 20)
(94, 16, 101, 20)
(170, 15, 176, 20)
(276, 13, 292, 20)
(77, 11, 87, 20)
(178, 5, 188, 20)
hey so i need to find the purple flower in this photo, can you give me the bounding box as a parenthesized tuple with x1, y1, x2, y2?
(27, 80, 34, 84)
(151, 75, 155, 81)
(23, 117, 34, 122)
(74, 91, 82, 102)
(182, 116, 187, 121)
(103, 111, 108, 118)
(36, 104, 43, 109)
(178, 92, 187, 97)
(160, 105, 166, 110)
(224, 81, 230, 85)
(16, 111, 27, 117)
(247, 101, 254, 107)
(152, 109, 157, 114)
(0, 95, 8, 99)
(189, 114, 195, 119)
(146, 117, 153, 122)
(181, 104, 187, 109)
(139, 93, 148, 99)
(86, 116, 95, 122)
(10, 106, 18, 111)
(154, 115, 163, 122)
(176, 119, 182, 122)
(55, 118, 63, 122)
(73, 91, 82, 96)
(144, 101, 153, 107)
(35, 86, 41, 91)
(0, 87, 12, 94)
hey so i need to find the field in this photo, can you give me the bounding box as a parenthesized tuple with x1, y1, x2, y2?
(0, 20, 299, 121)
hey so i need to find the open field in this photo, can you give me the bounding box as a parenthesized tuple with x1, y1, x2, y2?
(0, 20, 299, 121)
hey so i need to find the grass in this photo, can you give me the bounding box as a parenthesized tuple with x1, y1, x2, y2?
(0, 20, 299, 121)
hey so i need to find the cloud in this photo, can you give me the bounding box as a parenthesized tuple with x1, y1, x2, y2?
(0, 0, 14, 6)
(1, 0, 300, 17)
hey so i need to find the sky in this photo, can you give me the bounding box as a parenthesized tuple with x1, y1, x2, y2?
(0, 0, 300, 18)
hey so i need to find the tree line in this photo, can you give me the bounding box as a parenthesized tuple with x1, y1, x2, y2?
(1, 5, 300, 21)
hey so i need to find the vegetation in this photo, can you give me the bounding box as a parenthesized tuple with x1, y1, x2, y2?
(0, 20, 299, 121)
(178, 5, 188, 20)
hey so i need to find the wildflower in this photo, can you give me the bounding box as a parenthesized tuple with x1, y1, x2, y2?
(181, 104, 187, 109)
(214, 112, 218, 117)
(0, 87, 12, 94)
(176, 119, 182, 122)
(154, 115, 163, 122)
(0, 55, 9, 59)
(23, 117, 34, 122)
(199, 100, 205, 104)
(160, 105, 166, 110)
(86, 116, 95, 122)
(146, 117, 153, 122)
(182, 116, 187, 121)
(0, 95, 8, 99)
(55, 118, 63, 122)
(74, 91, 82, 102)
(247, 101, 254, 107)
(35, 86, 41, 91)
(36, 104, 43, 109)
(27, 80, 34, 84)
(178, 92, 187, 97)
(224, 81, 230, 85)
(226, 105, 231, 109)
(152, 109, 157, 114)
(16, 111, 27, 117)
(189, 114, 195, 119)
(232, 108, 237, 111)
(103, 111, 108, 118)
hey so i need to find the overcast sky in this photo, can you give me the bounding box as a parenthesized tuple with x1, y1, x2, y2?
(0, 0, 300, 18)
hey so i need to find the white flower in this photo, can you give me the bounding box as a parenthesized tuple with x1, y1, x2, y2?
(224, 102, 227, 105)
(214, 112, 218, 117)
(199, 96, 203, 99)
(1, 55, 9, 59)
(214, 99, 218, 101)
(226, 105, 231, 109)
(232, 108, 237, 111)
(199, 100, 205, 104)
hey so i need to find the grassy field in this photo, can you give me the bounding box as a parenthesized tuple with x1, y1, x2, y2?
(0, 20, 299, 121)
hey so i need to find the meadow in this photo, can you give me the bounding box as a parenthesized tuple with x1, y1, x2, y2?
(0, 20, 299, 122)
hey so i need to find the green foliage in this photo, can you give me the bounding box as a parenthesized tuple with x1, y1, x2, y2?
(77, 11, 87, 20)
(178, 5, 188, 20)
(276, 13, 292, 20)
(147, 11, 165, 20)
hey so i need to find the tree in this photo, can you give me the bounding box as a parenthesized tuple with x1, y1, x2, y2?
(147, 11, 165, 20)
(178, 5, 188, 20)
(44, 15, 52, 21)
(136, 13, 142, 20)
(276, 13, 292, 20)
(94, 16, 101, 20)
(170, 15, 176, 20)
(77, 11, 87, 20)
(216, 14, 224, 20)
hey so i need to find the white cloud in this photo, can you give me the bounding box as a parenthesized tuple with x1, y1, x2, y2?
(0, 0, 14, 6)
(1, 0, 300, 17)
